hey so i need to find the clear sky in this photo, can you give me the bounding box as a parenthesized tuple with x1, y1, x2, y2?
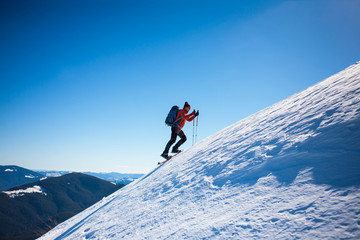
(1, 0, 359, 173)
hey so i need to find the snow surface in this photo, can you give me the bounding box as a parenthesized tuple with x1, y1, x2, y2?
(3, 185, 47, 198)
(39, 63, 360, 239)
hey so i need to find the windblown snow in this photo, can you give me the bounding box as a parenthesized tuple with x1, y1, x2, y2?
(40, 63, 360, 239)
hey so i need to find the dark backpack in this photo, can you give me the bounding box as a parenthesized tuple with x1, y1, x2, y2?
(165, 105, 179, 126)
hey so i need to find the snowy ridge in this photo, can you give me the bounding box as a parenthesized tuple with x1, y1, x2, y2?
(0, 165, 45, 190)
(3, 185, 47, 198)
(39, 63, 360, 239)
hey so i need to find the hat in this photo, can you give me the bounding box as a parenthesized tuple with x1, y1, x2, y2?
(184, 102, 190, 109)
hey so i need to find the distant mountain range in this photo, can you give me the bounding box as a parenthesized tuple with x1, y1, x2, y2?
(0, 165, 45, 191)
(37, 170, 144, 185)
(0, 165, 144, 191)
(0, 165, 140, 239)
(0, 172, 123, 240)
(84, 172, 144, 185)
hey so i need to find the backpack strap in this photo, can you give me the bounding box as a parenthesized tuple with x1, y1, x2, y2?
(172, 111, 182, 127)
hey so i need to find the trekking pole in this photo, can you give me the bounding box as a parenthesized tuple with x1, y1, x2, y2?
(195, 115, 199, 144)
(192, 115, 195, 146)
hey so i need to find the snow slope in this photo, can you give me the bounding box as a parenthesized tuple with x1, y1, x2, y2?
(39, 63, 360, 239)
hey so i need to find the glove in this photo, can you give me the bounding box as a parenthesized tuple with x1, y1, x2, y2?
(195, 110, 199, 117)
(191, 110, 196, 115)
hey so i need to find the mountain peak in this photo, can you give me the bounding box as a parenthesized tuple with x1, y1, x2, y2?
(0, 165, 44, 190)
(40, 62, 360, 239)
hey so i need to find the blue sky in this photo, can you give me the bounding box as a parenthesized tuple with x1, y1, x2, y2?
(1, 0, 359, 173)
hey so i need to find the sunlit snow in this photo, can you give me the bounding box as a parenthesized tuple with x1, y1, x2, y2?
(39, 62, 360, 239)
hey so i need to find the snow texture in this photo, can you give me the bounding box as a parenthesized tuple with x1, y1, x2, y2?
(3, 185, 47, 198)
(39, 63, 360, 239)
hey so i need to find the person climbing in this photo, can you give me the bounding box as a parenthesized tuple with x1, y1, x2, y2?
(161, 102, 199, 160)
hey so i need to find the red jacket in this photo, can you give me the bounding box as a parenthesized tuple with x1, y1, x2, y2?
(174, 109, 196, 129)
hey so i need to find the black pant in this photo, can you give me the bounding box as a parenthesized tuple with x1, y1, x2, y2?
(163, 127, 187, 154)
